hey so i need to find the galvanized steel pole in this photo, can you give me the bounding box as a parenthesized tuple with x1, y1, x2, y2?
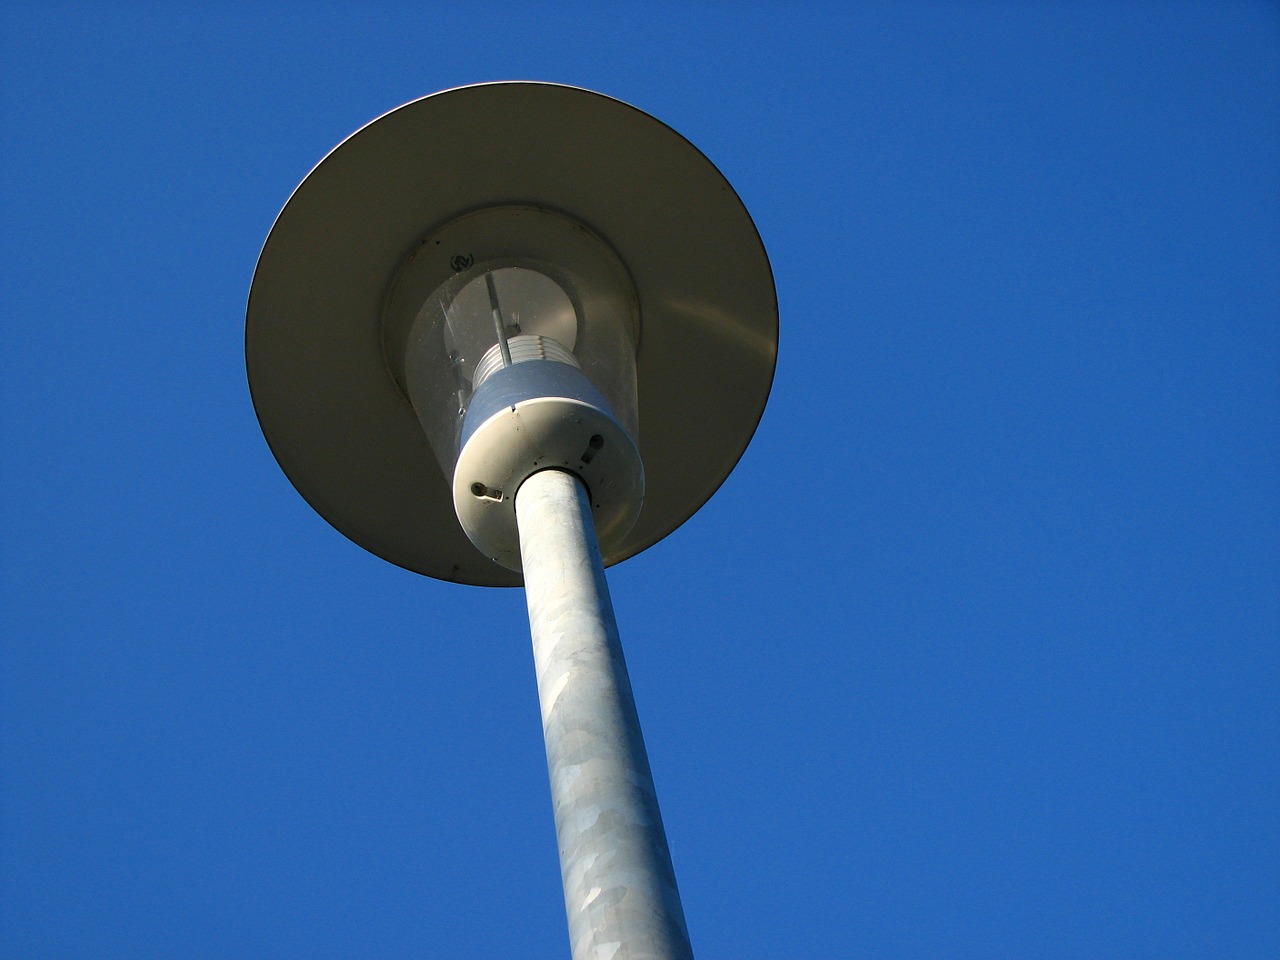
(516, 467, 694, 960)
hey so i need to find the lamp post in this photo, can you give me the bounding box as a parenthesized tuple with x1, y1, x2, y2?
(246, 82, 777, 959)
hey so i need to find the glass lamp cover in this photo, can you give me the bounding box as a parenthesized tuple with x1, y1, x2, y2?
(403, 256, 640, 482)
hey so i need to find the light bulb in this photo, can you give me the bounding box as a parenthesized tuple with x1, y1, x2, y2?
(441, 266, 579, 385)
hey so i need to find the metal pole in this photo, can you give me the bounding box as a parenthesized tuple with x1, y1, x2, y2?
(516, 467, 694, 960)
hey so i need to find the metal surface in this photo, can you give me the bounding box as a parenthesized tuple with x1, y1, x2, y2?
(246, 82, 777, 585)
(451, 356, 643, 570)
(516, 468, 692, 960)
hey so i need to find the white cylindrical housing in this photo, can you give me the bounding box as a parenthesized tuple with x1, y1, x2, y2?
(449, 343, 643, 569)
(517, 468, 693, 960)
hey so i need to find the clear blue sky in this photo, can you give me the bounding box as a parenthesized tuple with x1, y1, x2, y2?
(2, 3, 1277, 957)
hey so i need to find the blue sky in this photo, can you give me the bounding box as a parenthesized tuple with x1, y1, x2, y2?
(2, 2, 1277, 957)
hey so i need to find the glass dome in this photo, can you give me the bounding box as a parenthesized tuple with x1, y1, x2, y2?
(389, 208, 641, 483)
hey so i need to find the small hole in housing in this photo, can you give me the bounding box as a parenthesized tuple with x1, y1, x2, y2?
(580, 434, 606, 465)
(471, 482, 503, 503)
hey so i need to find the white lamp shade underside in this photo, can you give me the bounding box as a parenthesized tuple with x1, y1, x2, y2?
(246, 82, 778, 586)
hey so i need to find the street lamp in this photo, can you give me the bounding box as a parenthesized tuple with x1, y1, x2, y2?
(246, 82, 777, 960)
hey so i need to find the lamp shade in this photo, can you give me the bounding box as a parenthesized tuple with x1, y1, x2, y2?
(246, 82, 777, 586)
